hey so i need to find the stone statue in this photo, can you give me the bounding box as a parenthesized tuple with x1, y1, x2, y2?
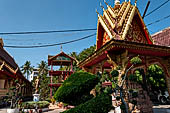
(35, 76, 40, 94)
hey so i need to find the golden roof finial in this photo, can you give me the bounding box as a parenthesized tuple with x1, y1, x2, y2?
(115, 0, 120, 5)
(100, 2, 105, 11)
(135, 0, 137, 6)
(60, 45, 63, 53)
(104, 0, 109, 6)
(96, 9, 100, 17)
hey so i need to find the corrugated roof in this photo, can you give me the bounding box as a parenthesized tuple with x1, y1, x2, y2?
(152, 27, 170, 46)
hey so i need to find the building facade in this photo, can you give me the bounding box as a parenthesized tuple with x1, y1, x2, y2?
(0, 38, 32, 97)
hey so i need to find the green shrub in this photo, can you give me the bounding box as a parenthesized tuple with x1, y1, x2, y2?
(54, 72, 99, 106)
(21, 101, 49, 109)
(63, 93, 112, 113)
(130, 56, 142, 65)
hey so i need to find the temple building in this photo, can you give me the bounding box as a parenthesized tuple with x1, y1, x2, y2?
(78, 0, 170, 112)
(0, 38, 32, 97)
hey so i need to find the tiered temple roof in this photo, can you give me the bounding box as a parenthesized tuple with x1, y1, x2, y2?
(79, 1, 170, 68)
(96, 1, 153, 49)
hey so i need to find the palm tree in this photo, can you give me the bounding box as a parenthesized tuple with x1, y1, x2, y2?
(70, 52, 79, 62)
(21, 61, 33, 80)
(37, 61, 48, 75)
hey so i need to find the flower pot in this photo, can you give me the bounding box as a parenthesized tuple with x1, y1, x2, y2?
(29, 109, 33, 113)
(7, 109, 19, 113)
(39, 109, 42, 113)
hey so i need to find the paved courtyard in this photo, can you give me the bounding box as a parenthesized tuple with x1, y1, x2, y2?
(1, 105, 170, 113)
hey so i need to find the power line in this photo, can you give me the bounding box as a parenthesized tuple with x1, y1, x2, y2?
(0, 28, 97, 35)
(4, 33, 96, 48)
(146, 14, 170, 26)
(144, 0, 170, 17)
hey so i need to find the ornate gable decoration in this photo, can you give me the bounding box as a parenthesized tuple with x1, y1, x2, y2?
(96, 1, 153, 50)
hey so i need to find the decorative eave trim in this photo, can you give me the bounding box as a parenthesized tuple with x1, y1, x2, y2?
(118, 2, 131, 27)
(0, 61, 5, 70)
(117, 2, 127, 17)
(78, 39, 170, 68)
(98, 16, 113, 39)
(96, 20, 100, 45)
(0, 59, 16, 74)
(136, 9, 153, 43)
(107, 6, 117, 19)
(104, 10, 115, 29)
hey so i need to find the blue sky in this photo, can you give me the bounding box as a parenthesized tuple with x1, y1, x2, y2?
(0, 0, 169, 67)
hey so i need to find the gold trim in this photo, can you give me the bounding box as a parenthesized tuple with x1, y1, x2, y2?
(14, 67, 18, 74)
(117, 2, 127, 18)
(104, 10, 115, 29)
(99, 16, 112, 39)
(122, 6, 136, 39)
(78, 39, 170, 67)
(118, 2, 131, 27)
(0, 58, 16, 74)
(107, 6, 117, 18)
(136, 9, 153, 43)
(0, 61, 5, 70)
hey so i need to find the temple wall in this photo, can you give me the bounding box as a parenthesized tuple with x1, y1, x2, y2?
(128, 81, 153, 113)
(0, 80, 5, 89)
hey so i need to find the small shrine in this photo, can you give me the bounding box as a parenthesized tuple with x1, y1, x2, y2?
(48, 50, 76, 97)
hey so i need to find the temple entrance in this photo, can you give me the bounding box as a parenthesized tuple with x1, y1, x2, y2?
(132, 63, 168, 104)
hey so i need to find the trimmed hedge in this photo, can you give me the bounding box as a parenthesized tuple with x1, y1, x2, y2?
(54, 72, 99, 106)
(63, 93, 112, 113)
(21, 101, 49, 109)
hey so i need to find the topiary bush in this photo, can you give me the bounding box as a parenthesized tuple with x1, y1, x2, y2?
(63, 93, 112, 113)
(54, 72, 99, 106)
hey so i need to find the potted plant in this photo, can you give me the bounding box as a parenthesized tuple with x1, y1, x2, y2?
(6, 79, 25, 113)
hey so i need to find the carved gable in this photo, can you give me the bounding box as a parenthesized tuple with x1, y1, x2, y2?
(126, 17, 148, 44)
(103, 32, 111, 45)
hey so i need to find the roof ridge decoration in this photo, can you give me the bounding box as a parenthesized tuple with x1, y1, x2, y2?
(48, 51, 76, 61)
(96, 1, 153, 49)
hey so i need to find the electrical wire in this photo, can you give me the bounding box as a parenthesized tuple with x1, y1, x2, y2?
(0, 28, 97, 35)
(4, 33, 96, 48)
(146, 14, 170, 26)
(144, 0, 170, 17)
